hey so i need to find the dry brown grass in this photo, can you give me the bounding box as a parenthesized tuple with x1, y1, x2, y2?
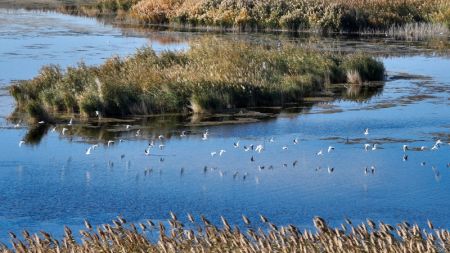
(346, 70, 362, 84)
(1, 215, 449, 252)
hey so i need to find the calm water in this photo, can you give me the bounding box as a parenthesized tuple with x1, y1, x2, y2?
(0, 9, 449, 243)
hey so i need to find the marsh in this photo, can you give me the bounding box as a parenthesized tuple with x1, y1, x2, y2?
(0, 3, 449, 251)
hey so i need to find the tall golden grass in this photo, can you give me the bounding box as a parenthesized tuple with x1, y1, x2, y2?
(1, 215, 449, 252)
(102, 0, 450, 32)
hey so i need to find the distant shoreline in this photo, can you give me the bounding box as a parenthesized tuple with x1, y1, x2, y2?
(0, 0, 448, 39)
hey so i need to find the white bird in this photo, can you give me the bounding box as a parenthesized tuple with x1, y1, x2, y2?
(219, 149, 226, 156)
(255, 144, 264, 153)
(293, 138, 299, 144)
(92, 144, 99, 150)
(317, 150, 323, 156)
(431, 144, 439, 151)
(38, 121, 45, 124)
(107, 140, 114, 147)
(126, 125, 130, 130)
(435, 139, 443, 146)
(402, 145, 408, 152)
(144, 148, 150, 156)
(14, 123, 20, 128)
(211, 152, 217, 157)
(244, 146, 250, 152)
(19, 140, 25, 147)
(68, 118, 73, 126)
(269, 137, 274, 143)
(95, 110, 100, 117)
(233, 141, 240, 148)
(202, 132, 208, 140)
(328, 146, 335, 153)
(51, 127, 57, 132)
(62, 128, 68, 135)
(364, 128, 369, 135)
(136, 129, 141, 137)
(86, 147, 92, 155)
(364, 144, 371, 151)
(420, 146, 426, 151)
(158, 135, 164, 140)
(282, 146, 288, 150)
(372, 144, 378, 150)
(180, 131, 186, 137)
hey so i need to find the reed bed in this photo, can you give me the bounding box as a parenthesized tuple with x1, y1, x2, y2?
(81, 0, 450, 33)
(10, 39, 384, 121)
(1, 215, 449, 252)
(387, 23, 449, 40)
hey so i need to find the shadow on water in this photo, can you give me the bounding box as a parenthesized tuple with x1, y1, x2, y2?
(11, 82, 385, 145)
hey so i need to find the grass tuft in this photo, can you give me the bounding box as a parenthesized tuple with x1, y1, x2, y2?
(343, 54, 385, 83)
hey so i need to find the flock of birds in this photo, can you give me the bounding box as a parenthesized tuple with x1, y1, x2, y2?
(17, 118, 450, 183)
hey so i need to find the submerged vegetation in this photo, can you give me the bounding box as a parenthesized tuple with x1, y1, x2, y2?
(80, 0, 450, 33)
(10, 39, 384, 120)
(2, 215, 449, 252)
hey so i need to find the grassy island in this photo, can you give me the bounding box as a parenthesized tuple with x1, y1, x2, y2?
(10, 39, 384, 120)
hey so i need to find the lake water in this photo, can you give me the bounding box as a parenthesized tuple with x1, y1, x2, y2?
(0, 9, 449, 243)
